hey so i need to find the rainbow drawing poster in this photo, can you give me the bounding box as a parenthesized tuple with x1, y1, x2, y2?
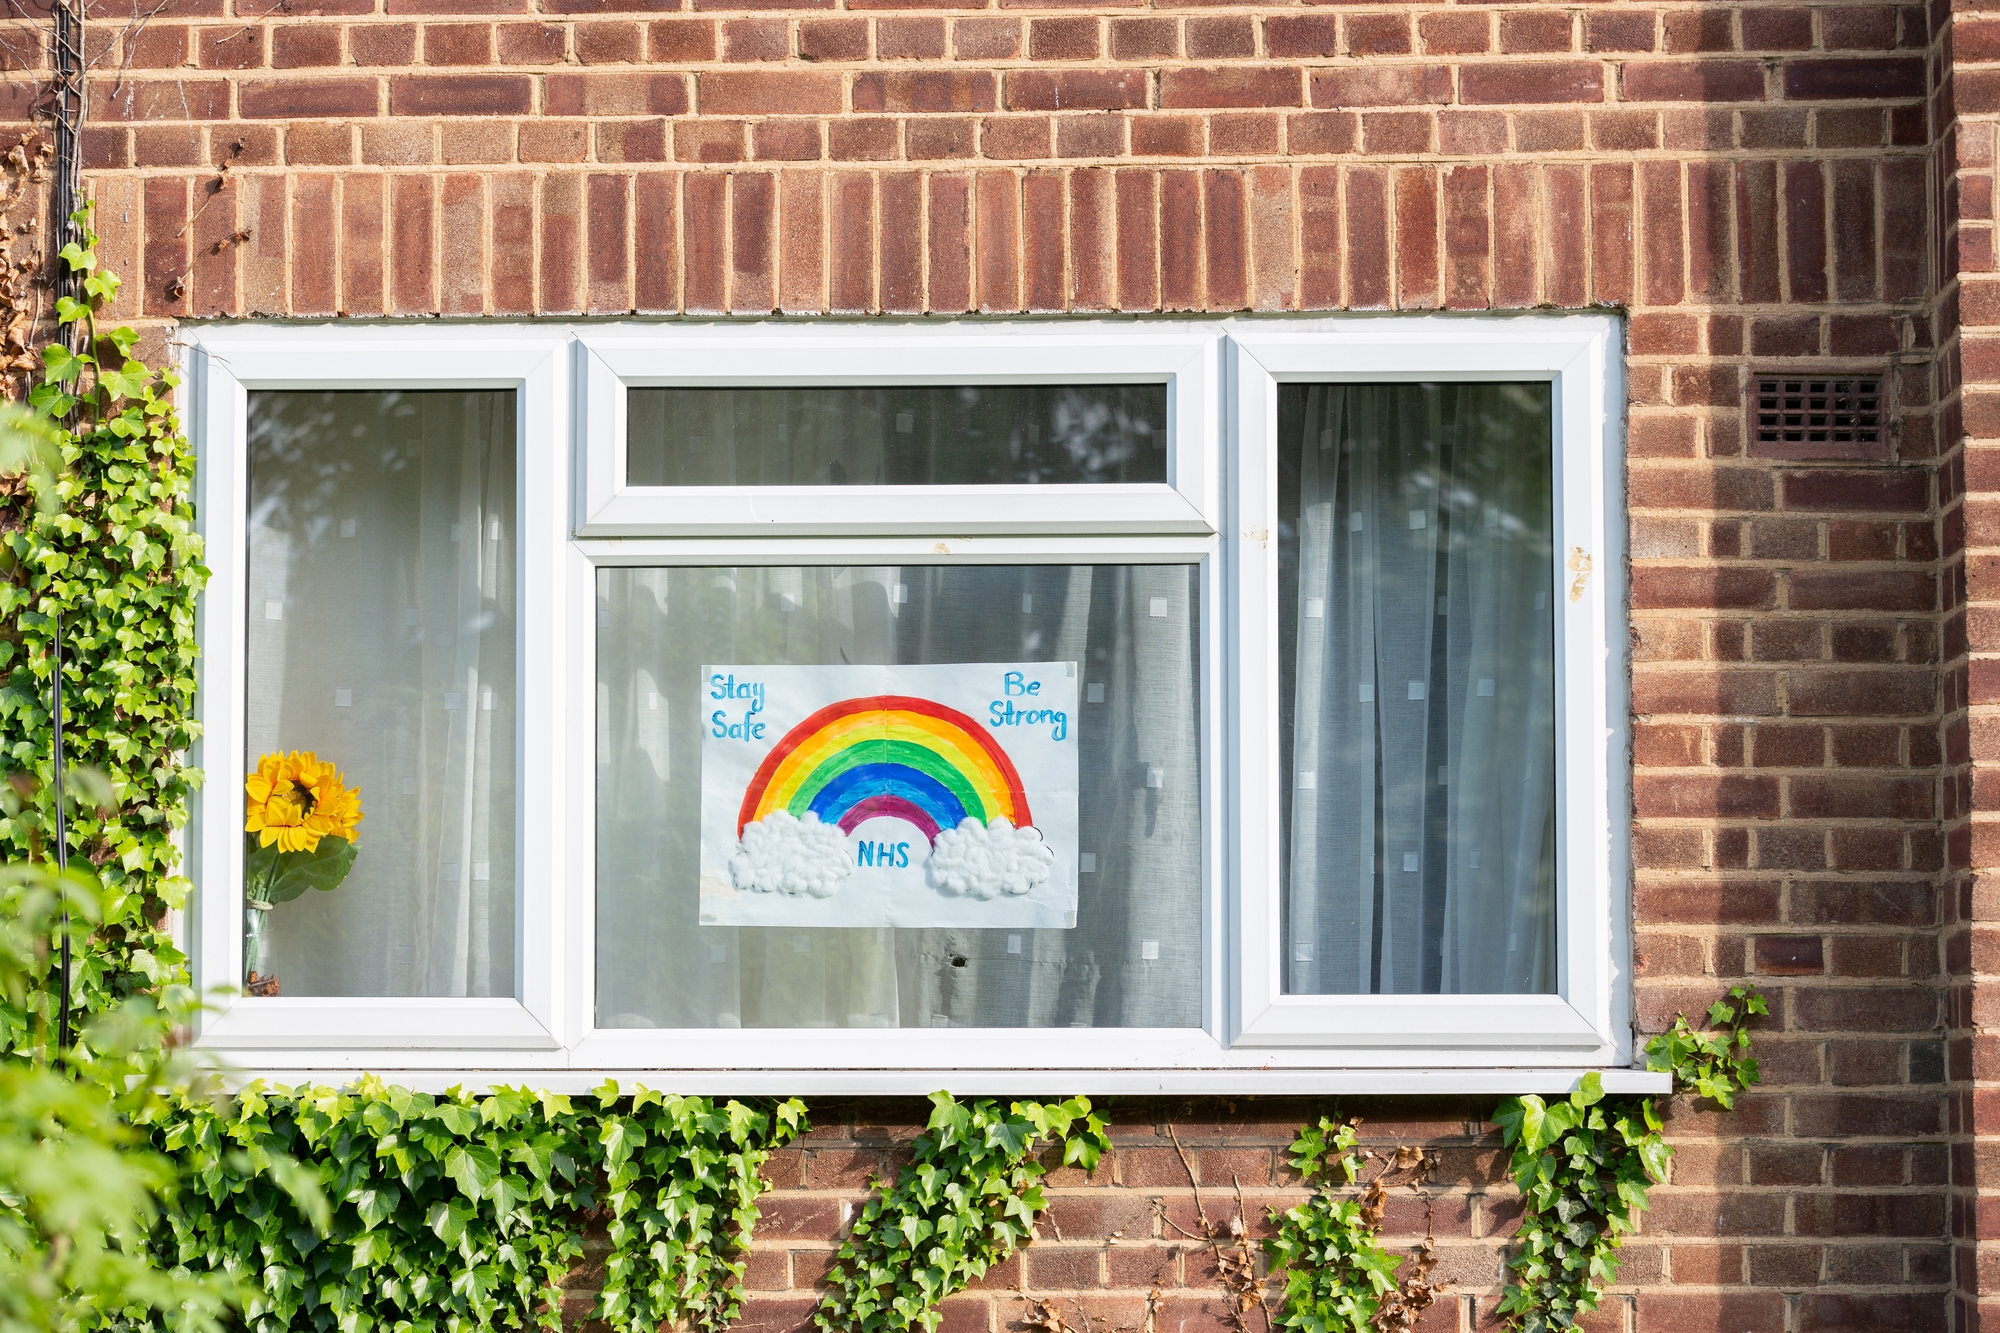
(698, 662, 1080, 929)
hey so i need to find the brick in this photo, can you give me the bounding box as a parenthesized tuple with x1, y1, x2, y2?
(1782, 470, 1929, 513)
(1204, 169, 1246, 310)
(981, 117, 1048, 160)
(547, 72, 688, 117)
(1161, 68, 1301, 109)
(1185, 17, 1251, 59)
(1633, 775, 1779, 819)
(1632, 669, 1779, 715)
(1459, 61, 1604, 105)
(1310, 65, 1450, 109)
(1799, 1296, 1949, 1332)
(1440, 165, 1487, 309)
(240, 77, 376, 118)
(198, 25, 264, 67)
(830, 119, 897, 160)
(435, 173, 483, 314)
(960, 16, 1024, 57)
(497, 21, 566, 61)
(1112, 169, 1160, 306)
(1340, 164, 1388, 309)
(1631, 568, 1777, 611)
(1586, 11, 1654, 53)
(423, 22, 492, 63)
(390, 74, 529, 115)
(1743, 7, 1813, 51)
(724, 171, 772, 313)
(703, 71, 842, 115)
(676, 120, 745, 162)
(753, 119, 821, 161)
(1663, 8, 1731, 53)
(683, 171, 726, 313)
(722, 17, 787, 60)
(1637, 881, 1784, 929)
(350, 23, 417, 64)
(1027, 15, 1095, 59)
(908, 118, 974, 159)
(1035, 115, 1108, 161)
(576, 21, 643, 61)
(1070, 167, 1113, 309)
(1499, 11, 1571, 54)
(538, 170, 582, 314)
(1006, 70, 1144, 112)
(1439, 110, 1503, 157)
(269, 25, 340, 66)
(387, 174, 435, 313)
(853, 70, 995, 113)
(651, 18, 717, 59)
(879, 17, 945, 58)
(1624, 61, 1766, 103)
(288, 174, 337, 313)
(1162, 169, 1197, 310)
(798, 17, 863, 60)
(1394, 166, 1436, 309)
(777, 168, 822, 312)
(1021, 169, 1065, 310)
(1788, 570, 1934, 612)
(926, 173, 969, 309)
(1783, 58, 1924, 101)
(1132, 116, 1200, 156)
(1419, 11, 1486, 54)
(1266, 15, 1336, 58)
(1790, 775, 1931, 820)
(975, 170, 1018, 312)
(1362, 112, 1429, 156)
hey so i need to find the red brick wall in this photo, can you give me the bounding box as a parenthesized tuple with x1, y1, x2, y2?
(60, 0, 1968, 1327)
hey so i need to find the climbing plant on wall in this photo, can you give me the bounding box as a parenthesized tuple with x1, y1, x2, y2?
(1493, 985, 1767, 1332)
(813, 1092, 1110, 1333)
(1264, 1115, 1440, 1333)
(143, 1079, 806, 1333)
(0, 198, 203, 1052)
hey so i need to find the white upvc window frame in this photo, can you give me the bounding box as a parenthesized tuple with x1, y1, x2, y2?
(185, 326, 571, 1064)
(1226, 317, 1630, 1067)
(182, 315, 1652, 1095)
(574, 324, 1218, 537)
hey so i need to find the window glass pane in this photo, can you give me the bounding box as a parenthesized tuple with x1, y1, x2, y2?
(244, 390, 517, 998)
(595, 564, 1201, 1028)
(626, 386, 1167, 486)
(1277, 383, 1556, 996)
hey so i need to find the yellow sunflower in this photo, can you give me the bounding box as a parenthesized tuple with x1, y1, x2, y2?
(296, 753, 363, 845)
(244, 750, 363, 853)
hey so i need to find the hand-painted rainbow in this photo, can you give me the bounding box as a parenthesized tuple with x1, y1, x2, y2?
(736, 695, 1031, 845)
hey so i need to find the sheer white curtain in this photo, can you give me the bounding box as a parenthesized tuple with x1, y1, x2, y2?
(1282, 383, 1555, 996)
(245, 390, 516, 998)
(594, 563, 1202, 1029)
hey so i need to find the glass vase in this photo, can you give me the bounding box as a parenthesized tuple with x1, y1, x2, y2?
(244, 901, 272, 987)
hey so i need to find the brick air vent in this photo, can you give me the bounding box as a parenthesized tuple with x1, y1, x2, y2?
(1752, 376, 1884, 451)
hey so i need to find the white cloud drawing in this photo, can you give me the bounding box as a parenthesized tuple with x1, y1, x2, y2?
(926, 817, 1055, 900)
(730, 811, 854, 898)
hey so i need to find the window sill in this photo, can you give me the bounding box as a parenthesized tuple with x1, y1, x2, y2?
(210, 1065, 1671, 1097)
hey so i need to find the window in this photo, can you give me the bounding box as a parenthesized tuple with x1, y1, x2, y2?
(187, 317, 1644, 1091)
(1276, 383, 1556, 998)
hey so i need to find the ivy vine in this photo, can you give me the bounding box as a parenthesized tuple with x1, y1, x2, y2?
(140, 1080, 805, 1333)
(1262, 1116, 1439, 1333)
(0, 200, 205, 1051)
(813, 1092, 1109, 1333)
(1493, 985, 1767, 1332)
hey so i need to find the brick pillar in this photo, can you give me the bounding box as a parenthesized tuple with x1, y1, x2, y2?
(1947, 5, 2000, 1329)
